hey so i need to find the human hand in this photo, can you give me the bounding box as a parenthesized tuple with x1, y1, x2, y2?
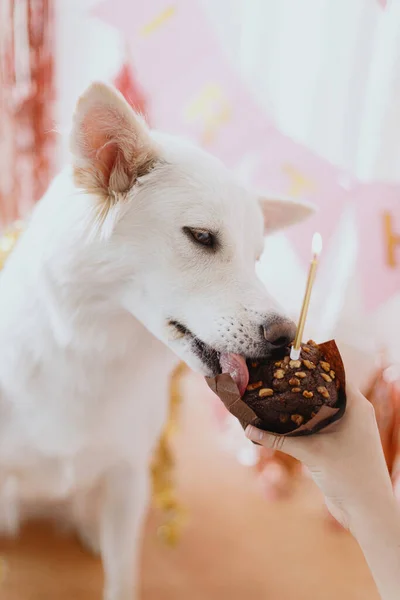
(246, 385, 395, 528)
(256, 448, 302, 501)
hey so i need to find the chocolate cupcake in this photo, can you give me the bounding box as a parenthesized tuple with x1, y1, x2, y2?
(244, 340, 339, 433)
(206, 339, 346, 437)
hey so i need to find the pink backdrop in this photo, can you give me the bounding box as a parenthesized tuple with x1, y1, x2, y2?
(96, 0, 400, 312)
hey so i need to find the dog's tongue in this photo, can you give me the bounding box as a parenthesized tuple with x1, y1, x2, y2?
(219, 353, 249, 396)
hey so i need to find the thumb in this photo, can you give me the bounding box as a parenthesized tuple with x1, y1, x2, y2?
(245, 425, 306, 462)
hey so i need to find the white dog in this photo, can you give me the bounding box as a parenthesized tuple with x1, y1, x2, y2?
(0, 83, 312, 599)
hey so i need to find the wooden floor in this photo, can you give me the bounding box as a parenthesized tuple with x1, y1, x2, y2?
(0, 376, 379, 600)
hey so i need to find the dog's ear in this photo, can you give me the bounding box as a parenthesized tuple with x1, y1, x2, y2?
(260, 197, 315, 233)
(70, 82, 156, 197)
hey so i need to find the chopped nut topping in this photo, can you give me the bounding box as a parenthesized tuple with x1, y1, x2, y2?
(303, 390, 314, 398)
(291, 414, 304, 426)
(320, 361, 331, 372)
(274, 369, 285, 379)
(289, 377, 301, 386)
(291, 387, 301, 393)
(303, 360, 316, 370)
(295, 371, 307, 379)
(289, 360, 301, 369)
(259, 388, 274, 398)
(246, 381, 263, 391)
(321, 373, 332, 383)
(317, 386, 330, 399)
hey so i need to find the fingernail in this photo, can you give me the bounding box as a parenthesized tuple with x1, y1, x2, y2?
(245, 425, 264, 441)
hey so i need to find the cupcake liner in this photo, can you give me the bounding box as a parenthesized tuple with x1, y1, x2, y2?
(206, 340, 347, 438)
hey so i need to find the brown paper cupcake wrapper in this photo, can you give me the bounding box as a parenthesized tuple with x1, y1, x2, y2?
(206, 340, 347, 438)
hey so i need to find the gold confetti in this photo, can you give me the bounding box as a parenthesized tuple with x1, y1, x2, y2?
(184, 83, 231, 145)
(150, 361, 187, 546)
(140, 6, 176, 37)
(283, 164, 315, 198)
(185, 84, 222, 120)
(384, 211, 400, 268)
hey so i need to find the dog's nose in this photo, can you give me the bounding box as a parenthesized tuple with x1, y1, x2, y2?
(262, 319, 296, 349)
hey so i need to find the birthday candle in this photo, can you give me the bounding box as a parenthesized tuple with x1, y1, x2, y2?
(290, 233, 323, 360)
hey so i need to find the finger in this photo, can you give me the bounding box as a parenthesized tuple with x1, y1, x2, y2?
(245, 425, 296, 454)
(345, 382, 371, 411)
(258, 462, 291, 501)
(245, 425, 315, 464)
(345, 381, 358, 397)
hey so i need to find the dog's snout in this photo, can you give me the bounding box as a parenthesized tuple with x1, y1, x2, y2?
(262, 319, 296, 349)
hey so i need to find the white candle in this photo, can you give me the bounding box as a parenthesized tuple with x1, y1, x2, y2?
(290, 233, 323, 360)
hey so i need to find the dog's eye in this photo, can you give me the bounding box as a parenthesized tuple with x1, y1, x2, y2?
(184, 227, 216, 249)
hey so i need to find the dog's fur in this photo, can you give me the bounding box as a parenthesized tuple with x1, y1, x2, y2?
(0, 83, 312, 599)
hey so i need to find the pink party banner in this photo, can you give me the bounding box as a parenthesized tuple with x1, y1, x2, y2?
(96, 0, 400, 310)
(95, 0, 277, 167)
(247, 127, 351, 265)
(354, 183, 400, 311)
(95, 0, 347, 262)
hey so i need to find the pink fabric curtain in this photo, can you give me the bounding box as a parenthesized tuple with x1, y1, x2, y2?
(0, 0, 56, 228)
